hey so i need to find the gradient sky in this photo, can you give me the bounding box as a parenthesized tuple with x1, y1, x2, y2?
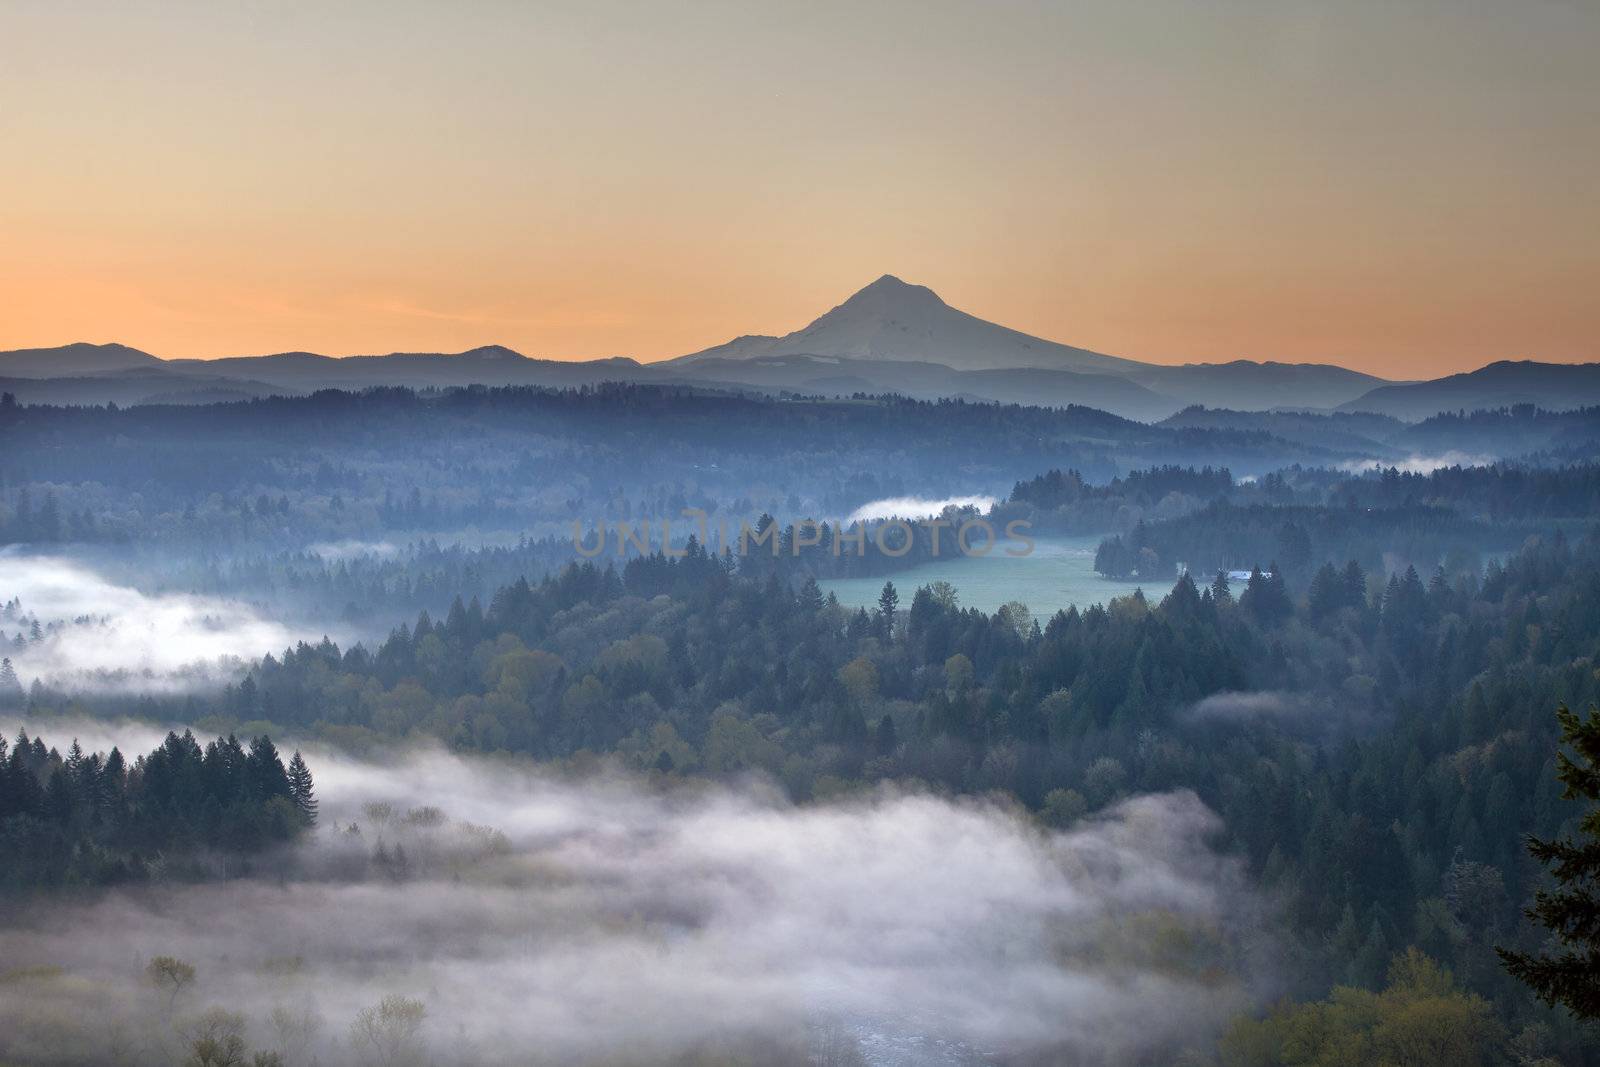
(3, 0, 1595, 376)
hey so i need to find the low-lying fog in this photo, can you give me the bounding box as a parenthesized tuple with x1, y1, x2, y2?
(0, 554, 342, 693)
(0, 724, 1269, 1066)
(846, 497, 999, 525)
(1336, 450, 1498, 475)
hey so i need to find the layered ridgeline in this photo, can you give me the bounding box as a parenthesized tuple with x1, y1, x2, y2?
(0, 384, 1380, 552)
(4, 276, 1595, 418)
(3, 385, 1595, 558)
(1084, 460, 1600, 580)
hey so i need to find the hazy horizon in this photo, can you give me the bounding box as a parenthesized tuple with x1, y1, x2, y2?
(5, 0, 1597, 376)
(0, 267, 1585, 378)
(9, 5, 1600, 1065)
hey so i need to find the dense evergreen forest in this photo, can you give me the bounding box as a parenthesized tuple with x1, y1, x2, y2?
(0, 730, 315, 888)
(1159, 402, 1600, 461)
(1089, 461, 1600, 580)
(3, 387, 1595, 554)
(10, 2, 1600, 1056)
(11, 529, 1595, 1059)
(0, 384, 1356, 550)
(6, 390, 1600, 1065)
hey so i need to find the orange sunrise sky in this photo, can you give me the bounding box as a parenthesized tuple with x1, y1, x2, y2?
(2, 0, 1596, 377)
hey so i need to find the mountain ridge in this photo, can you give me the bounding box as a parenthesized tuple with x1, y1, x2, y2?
(0, 341, 163, 377)
(2, 278, 1592, 420)
(1336, 359, 1600, 420)
(671, 273, 1142, 375)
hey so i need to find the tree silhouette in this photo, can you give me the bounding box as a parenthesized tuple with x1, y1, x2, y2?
(0, 657, 22, 704)
(1498, 704, 1600, 1018)
(876, 581, 899, 638)
(147, 955, 196, 1011)
(287, 750, 318, 826)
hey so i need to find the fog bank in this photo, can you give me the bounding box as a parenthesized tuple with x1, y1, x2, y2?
(1337, 451, 1497, 475)
(847, 497, 999, 525)
(0, 733, 1268, 1066)
(0, 554, 336, 693)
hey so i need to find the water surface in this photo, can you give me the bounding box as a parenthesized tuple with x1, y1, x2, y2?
(819, 535, 1150, 616)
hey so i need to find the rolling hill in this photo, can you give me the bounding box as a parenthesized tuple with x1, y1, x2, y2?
(0, 342, 162, 377)
(1339, 361, 1600, 420)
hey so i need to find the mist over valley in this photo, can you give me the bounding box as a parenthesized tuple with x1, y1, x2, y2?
(6, 2, 1600, 1059)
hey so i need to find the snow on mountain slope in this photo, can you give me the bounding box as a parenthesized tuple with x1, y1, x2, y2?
(671, 275, 1138, 374)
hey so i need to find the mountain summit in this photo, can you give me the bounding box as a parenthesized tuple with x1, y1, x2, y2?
(831, 273, 948, 313)
(0, 341, 161, 378)
(456, 344, 526, 361)
(671, 275, 1136, 374)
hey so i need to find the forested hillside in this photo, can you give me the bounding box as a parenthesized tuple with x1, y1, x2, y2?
(0, 385, 1355, 550)
(12, 530, 1592, 1058)
(6, 392, 1600, 1065)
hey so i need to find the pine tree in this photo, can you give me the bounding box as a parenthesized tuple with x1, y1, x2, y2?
(877, 581, 899, 639)
(6, 737, 41, 819)
(101, 747, 127, 813)
(245, 735, 291, 802)
(1499, 704, 1600, 1018)
(0, 657, 22, 704)
(1265, 561, 1292, 621)
(287, 751, 318, 826)
(1307, 563, 1342, 622)
(798, 576, 824, 615)
(847, 607, 872, 642)
(64, 739, 86, 786)
(1341, 559, 1369, 610)
(1241, 566, 1269, 620)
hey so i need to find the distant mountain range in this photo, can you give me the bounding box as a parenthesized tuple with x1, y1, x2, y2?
(1334, 360, 1600, 421)
(1, 277, 1592, 421)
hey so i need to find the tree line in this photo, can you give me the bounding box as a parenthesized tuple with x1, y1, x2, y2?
(0, 730, 316, 889)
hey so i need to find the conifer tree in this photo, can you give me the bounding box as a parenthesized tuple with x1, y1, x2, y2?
(877, 581, 899, 638)
(246, 735, 292, 801)
(101, 747, 127, 812)
(64, 739, 86, 786)
(1341, 559, 1368, 608)
(1499, 704, 1600, 1018)
(1307, 562, 1342, 622)
(287, 750, 318, 826)
(798, 575, 824, 614)
(0, 656, 22, 703)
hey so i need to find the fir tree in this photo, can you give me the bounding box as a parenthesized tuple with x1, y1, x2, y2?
(0, 656, 22, 704)
(798, 575, 824, 614)
(1341, 559, 1368, 609)
(245, 735, 292, 801)
(1307, 562, 1342, 622)
(877, 581, 899, 638)
(287, 750, 318, 826)
(1499, 704, 1600, 1018)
